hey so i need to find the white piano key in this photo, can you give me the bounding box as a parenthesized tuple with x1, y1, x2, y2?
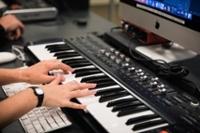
(28, 44, 56, 60)
(74, 65, 96, 70)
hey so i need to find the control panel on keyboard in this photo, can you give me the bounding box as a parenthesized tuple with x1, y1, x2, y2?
(27, 35, 200, 133)
(2, 82, 71, 133)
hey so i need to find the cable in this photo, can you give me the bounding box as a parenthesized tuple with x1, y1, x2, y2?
(128, 36, 189, 78)
(11, 45, 26, 66)
(128, 34, 200, 101)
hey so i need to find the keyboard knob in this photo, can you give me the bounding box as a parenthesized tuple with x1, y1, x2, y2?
(114, 51, 120, 56)
(120, 54, 125, 59)
(110, 48, 115, 53)
(140, 75, 148, 81)
(128, 67, 135, 72)
(115, 58, 122, 64)
(122, 62, 129, 67)
(100, 49, 106, 54)
(151, 77, 159, 81)
(150, 81, 158, 88)
(105, 52, 111, 57)
(125, 57, 130, 62)
(110, 55, 116, 60)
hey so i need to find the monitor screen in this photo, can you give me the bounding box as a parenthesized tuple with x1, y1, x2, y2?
(119, 0, 200, 53)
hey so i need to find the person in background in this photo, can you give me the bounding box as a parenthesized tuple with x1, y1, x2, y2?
(0, 60, 96, 128)
(0, 0, 24, 42)
(0, 14, 24, 41)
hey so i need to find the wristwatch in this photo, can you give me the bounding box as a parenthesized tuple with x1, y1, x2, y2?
(30, 86, 44, 107)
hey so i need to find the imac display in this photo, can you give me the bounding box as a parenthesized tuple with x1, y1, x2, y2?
(119, 0, 200, 62)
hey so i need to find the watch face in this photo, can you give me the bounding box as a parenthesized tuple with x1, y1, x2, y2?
(35, 88, 44, 95)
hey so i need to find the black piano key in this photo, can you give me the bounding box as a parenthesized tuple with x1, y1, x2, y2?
(49, 48, 72, 53)
(45, 44, 64, 49)
(86, 77, 113, 84)
(132, 119, 166, 131)
(62, 58, 88, 64)
(54, 52, 80, 59)
(126, 114, 159, 125)
(47, 45, 72, 52)
(73, 67, 98, 73)
(81, 75, 109, 82)
(74, 68, 102, 77)
(69, 62, 93, 68)
(96, 80, 117, 88)
(117, 105, 149, 117)
(62, 58, 89, 63)
(112, 100, 143, 112)
(45, 44, 70, 49)
(99, 91, 129, 103)
(95, 87, 124, 96)
(107, 97, 138, 107)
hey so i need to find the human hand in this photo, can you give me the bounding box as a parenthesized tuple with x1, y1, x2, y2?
(10, 4, 22, 10)
(0, 15, 24, 40)
(21, 60, 74, 84)
(42, 76, 96, 109)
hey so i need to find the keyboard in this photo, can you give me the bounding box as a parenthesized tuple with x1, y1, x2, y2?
(27, 37, 170, 133)
(2, 82, 71, 133)
(3, 0, 58, 21)
(26, 35, 200, 132)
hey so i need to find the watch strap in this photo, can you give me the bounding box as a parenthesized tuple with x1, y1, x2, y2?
(30, 86, 44, 107)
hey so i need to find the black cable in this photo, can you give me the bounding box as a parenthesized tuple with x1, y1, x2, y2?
(128, 35, 200, 101)
(128, 35, 189, 78)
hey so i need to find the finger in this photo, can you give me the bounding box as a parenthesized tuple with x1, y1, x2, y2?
(15, 28, 21, 39)
(65, 101, 86, 109)
(70, 89, 96, 98)
(48, 76, 62, 85)
(47, 60, 74, 73)
(65, 82, 96, 91)
(17, 20, 25, 31)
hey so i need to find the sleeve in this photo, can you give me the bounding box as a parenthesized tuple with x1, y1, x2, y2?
(0, 25, 8, 42)
(2, 0, 20, 7)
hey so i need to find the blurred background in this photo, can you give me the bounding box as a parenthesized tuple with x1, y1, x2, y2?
(90, 0, 120, 25)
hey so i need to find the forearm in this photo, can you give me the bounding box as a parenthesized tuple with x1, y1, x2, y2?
(0, 88, 37, 128)
(0, 68, 27, 85)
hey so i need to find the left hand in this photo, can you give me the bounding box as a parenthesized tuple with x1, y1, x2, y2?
(20, 60, 74, 84)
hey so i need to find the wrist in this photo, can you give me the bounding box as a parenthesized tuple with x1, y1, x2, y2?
(29, 86, 44, 107)
(17, 68, 30, 83)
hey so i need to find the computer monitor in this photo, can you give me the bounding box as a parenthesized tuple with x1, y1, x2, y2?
(119, 0, 200, 62)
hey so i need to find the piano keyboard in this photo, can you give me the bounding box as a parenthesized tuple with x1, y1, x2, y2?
(27, 38, 169, 133)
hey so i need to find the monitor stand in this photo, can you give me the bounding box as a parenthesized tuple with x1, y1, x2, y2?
(135, 42, 197, 63)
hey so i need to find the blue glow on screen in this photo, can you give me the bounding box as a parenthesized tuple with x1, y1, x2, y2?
(135, 0, 193, 20)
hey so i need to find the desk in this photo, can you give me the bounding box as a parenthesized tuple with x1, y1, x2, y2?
(0, 11, 115, 133)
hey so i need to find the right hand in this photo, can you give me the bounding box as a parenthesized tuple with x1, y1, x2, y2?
(20, 60, 74, 84)
(0, 15, 24, 40)
(42, 76, 96, 109)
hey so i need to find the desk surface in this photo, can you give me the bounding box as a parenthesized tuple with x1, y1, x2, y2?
(0, 11, 115, 133)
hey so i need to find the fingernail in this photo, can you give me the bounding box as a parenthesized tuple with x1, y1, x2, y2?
(81, 105, 86, 109)
(90, 90, 96, 95)
(90, 83, 97, 87)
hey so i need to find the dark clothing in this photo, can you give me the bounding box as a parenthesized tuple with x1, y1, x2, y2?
(0, 25, 8, 43)
(2, 0, 19, 7)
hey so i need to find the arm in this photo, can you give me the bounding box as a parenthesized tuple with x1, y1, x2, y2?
(0, 68, 25, 85)
(0, 88, 37, 128)
(0, 76, 96, 128)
